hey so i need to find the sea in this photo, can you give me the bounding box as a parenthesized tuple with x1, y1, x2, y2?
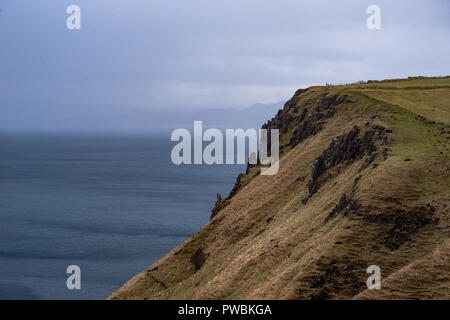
(0, 134, 244, 299)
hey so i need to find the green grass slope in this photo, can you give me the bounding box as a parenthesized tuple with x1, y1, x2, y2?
(110, 76, 450, 300)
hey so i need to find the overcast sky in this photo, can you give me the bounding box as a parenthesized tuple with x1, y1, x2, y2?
(0, 0, 449, 133)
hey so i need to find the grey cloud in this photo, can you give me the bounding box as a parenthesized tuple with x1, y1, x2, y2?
(0, 0, 449, 133)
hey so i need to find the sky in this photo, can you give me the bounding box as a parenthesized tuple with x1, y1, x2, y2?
(0, 0, 449, 133)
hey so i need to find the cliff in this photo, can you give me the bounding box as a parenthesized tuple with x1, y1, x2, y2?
(111, 76, 450, 300)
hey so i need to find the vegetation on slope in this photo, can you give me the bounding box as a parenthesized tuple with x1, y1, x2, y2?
(111, 76, 450, 300)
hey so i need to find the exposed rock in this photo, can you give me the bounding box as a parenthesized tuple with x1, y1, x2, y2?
(262, 88, 310, 135)
(210, 193, 230, 220)
(359, 153, 376, 172)
(415, 114, 426, 121)
(324, 194, 348, 223)
(324, 179, 360, 224)
(240, 93, 352, 203)
(229, 174, 244, 198)
(303, 125, 392, 203)
(289, 94, 350, 147)
(260, 93, 351, 151)
(382, 148, 391, 160)
(223, 95, 349, 206)
(289, 118, 322, 146)
(210, 193, 223, 218)
(368, 113, 387, 122)
(245, 155, 258, 174)
(263, 110, 294, 134)
(364, 205, 439, 251)
(297, 259, 365, 300)
(190, 248, 206, 271)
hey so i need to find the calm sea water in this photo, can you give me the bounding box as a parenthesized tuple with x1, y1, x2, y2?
(0, 134, 244, 299)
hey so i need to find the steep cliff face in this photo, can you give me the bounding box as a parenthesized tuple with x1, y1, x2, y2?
(111, 76, 450, 300)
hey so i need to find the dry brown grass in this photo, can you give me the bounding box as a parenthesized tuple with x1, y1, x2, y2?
(110, 77, 450, 300)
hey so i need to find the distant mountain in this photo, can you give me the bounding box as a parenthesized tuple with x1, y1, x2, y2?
(0, 101, 285, 134)
(125, 101, 285, 133)
(128, 101, 285, 133)
(186, 101, 286, 130)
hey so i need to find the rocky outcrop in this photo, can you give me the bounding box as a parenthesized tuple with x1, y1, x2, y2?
(288, 94, 350, 147)
(296, 258, 366, 300)
(261, 92, 351, 154)
(210, 172, 246, 220)
(324, 176, 361, 224)
(210, 193, 230, 220)
(364, 205, 439, 251)
(303, 124, 392, 203)
(190, 248, 206, 271)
